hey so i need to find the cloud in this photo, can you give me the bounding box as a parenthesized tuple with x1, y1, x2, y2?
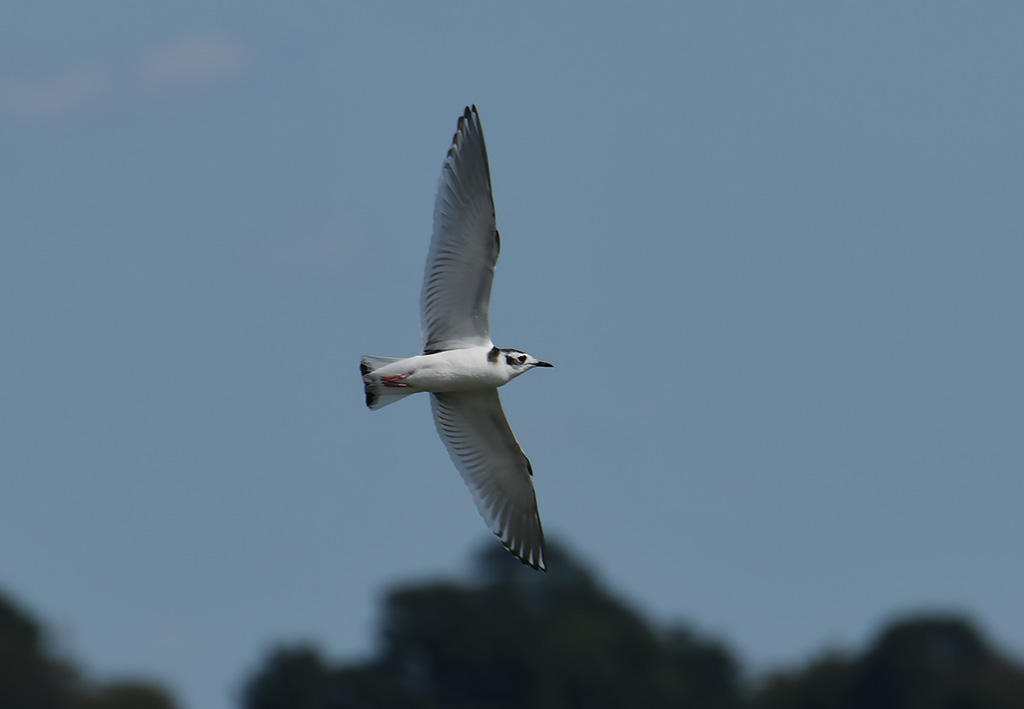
(0, 31, 250, 121)
(136, 32, 249, 89)
(0, 65, 109, 119)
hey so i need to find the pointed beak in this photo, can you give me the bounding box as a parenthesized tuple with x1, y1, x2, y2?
(535, 361, 554, 368)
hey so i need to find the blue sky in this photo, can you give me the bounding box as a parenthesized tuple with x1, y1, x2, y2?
(2, 4, 1023, 708)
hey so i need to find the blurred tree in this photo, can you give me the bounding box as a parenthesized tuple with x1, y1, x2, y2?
(753, 614, 1024, 709)
(85, 681, 179, 709)
(241, 645, 340, 709)
(0, 588, 180, 709)
(0, 591, 79, 709)
(854, 615, 1024, 709)
(752, 652, 856, 709)
(242, 541, 742, 709)
(373, 543, 741, 709)
(243, 543, 1024, 709)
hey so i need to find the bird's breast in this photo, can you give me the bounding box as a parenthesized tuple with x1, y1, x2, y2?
(409, 349, 508, 392)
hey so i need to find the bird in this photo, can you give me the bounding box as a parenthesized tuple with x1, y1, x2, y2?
(360, 106, 552, 571)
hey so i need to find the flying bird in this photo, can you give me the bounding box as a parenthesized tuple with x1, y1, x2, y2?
(361, 106, 552, 571)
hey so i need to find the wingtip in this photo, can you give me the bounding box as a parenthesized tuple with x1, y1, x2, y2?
(496, 526, 547, 572)
(499, 536, 547, 572)
(456, 105, 480, 133)
(449, 107, 474, 155)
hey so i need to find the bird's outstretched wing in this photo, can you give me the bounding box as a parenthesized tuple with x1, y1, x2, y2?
(421, 106, 499, 353)
(430, 390, 546, 570)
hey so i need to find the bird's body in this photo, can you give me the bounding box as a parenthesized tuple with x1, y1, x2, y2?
(360, 106, 552, 571)
(363, 346, 544, 396)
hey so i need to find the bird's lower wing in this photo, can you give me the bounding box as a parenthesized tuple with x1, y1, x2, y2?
(430, 390, 546, 570)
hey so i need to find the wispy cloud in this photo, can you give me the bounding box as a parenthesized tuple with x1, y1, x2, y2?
(0, 65, 109, 119)
(136, 32, 249, 90)
(0, 31, 250, 121)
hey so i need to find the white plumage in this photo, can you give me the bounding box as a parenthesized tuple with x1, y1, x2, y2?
(361, 106, 552, 571)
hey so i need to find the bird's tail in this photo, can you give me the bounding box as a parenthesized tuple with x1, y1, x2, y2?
(360, 356, 415, 410)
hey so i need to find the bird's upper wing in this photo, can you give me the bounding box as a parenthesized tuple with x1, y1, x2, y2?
(421, 106, 499, 353)
(430, 390, 546, 570)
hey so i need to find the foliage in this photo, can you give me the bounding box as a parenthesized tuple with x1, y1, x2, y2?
(242, 543, 1024, 709)
(8, 541, 1024, 709)
(753, 615, 1024, 709)
(0, 590, 179, 709)
(242, 542, 742, 709)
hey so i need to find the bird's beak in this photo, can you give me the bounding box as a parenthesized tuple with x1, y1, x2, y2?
(535, 361, 554, 368)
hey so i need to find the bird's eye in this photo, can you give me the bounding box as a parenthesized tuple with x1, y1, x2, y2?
(518, 355, 527, 364)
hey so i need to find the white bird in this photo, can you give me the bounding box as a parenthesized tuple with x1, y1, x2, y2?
(361, 106, 552, 571)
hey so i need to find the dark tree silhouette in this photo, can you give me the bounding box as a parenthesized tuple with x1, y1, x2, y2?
(84, 681, 179, 709)
(855, 616, 1024, 709)
(13, 543, 1024, 709)
(753, 615, 1024, 709)
(242, 542, 742, 709)
(0, 591, 79, 709)
(0, 588, 179, 709)
(241, 645, 339, 709)
(243, 543, 1024, 709)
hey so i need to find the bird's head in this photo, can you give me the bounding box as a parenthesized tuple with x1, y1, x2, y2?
(495, 347, 553, 379)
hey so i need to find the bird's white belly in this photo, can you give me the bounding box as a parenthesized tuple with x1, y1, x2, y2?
(379, 348, 507, 393)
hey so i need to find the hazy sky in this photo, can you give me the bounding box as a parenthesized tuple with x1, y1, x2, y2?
(3, 4, 1023, 708)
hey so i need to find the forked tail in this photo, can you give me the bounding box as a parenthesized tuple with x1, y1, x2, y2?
(360, 356, 415, 410)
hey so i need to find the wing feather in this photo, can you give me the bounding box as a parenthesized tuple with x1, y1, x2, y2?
(421, 106, 499, 353)
(430, 390, 546, 570)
